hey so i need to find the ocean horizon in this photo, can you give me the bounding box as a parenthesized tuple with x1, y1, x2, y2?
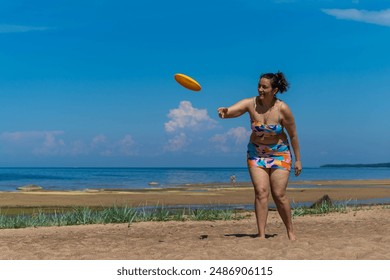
(0, 166, 389, 192)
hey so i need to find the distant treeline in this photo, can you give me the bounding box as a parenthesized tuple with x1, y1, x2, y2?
(320, 163, 390, 168)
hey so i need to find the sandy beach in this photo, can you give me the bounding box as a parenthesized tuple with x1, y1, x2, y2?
(0, 179, 389, 260)
(1, 179, 389, 209)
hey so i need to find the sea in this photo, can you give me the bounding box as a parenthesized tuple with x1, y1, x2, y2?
(0, 167, 389, 192)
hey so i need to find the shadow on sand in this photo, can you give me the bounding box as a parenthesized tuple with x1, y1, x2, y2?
(224, 233, 278, 239)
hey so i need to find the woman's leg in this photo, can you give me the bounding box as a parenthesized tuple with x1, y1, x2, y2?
(248, 167, 271, 238)
(269, 169, 296, 240)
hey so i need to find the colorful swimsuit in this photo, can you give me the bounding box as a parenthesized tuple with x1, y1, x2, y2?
(247, 98, 292, 171)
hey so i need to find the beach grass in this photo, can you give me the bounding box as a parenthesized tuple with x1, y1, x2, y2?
(292, 200, 354, 217)
(0, 205, 245, 229)
(0, 202, 386, 229)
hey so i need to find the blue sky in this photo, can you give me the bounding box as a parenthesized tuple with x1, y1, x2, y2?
(1, 0, 389, 168)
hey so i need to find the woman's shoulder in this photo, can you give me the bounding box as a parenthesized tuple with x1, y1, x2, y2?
(237, 97, 256, 107)
(277, 99, 294, 119)
(244, 96, 256, 102)
(277, 99, 290, 111)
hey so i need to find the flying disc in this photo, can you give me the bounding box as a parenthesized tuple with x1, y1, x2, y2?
(174, 73, 201, 91)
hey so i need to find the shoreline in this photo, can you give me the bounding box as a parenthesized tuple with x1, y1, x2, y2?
(0, 179, 389, 209)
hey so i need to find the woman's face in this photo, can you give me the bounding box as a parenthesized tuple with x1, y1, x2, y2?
(258, 78, 277, 99)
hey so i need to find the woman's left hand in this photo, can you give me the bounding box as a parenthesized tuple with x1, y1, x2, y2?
(294, 161, 302, 176)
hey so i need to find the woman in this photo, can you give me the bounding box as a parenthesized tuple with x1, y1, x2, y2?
(218, 72, 302, 240)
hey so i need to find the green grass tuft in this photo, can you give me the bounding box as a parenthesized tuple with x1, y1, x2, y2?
(292, 201, 348, 217)
(0, 206, 244, 229)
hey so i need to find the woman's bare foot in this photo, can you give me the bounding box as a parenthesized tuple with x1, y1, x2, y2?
(288, 231, 297, 241)
(257, 233, 267, 239)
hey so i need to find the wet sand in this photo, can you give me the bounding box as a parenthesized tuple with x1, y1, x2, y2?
(0, 179, 389, 209)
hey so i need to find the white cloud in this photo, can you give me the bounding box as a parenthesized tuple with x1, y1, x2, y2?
(0, 130, 64, 142)
(0, 24, 51, 33)
(90, 134, 111, 155)
(227, 127, 251, 144)
(90, 134, 137, 156)
(89, 134, 137, 156)
(91, 134, 107, 146)
(164, 132, 188, 152)
(210, 127, 251, 152)
(322, 8, 390, 27)
(117, 135, 136, 156)
(0, 131, 137, 157)
(69, 140, 89, 156)
(34, 132, 66, 155)
(0, 130, 66, 155)
(164, 101, 217, 132)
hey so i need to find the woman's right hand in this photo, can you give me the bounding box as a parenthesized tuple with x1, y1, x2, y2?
(218, 107, 228, 118)
(294, 161, 302, 176)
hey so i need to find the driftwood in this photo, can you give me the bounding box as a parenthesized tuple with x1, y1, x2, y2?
(310, 194, 333, 208)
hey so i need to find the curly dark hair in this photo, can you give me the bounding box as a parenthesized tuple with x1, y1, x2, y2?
(260, 71, 289, 93)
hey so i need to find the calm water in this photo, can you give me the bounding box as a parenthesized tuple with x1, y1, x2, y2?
(0, 167, 389, 192)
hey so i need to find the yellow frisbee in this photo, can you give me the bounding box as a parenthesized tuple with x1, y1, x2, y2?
(174, 73, 201, 91)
